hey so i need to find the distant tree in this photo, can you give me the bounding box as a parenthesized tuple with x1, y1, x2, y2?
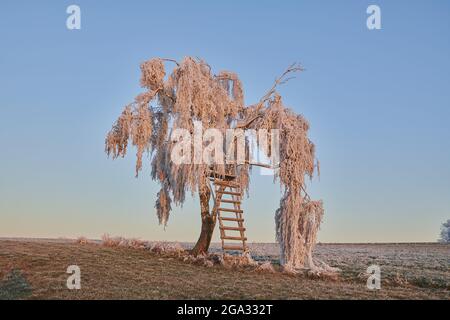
(105, 57, 327, 271)
(439, 219, 450, 243)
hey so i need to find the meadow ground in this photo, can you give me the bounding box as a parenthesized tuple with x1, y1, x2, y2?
(0, 239, 448, 299)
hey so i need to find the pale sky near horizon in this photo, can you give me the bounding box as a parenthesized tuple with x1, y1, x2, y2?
(0, 1, 449, 243)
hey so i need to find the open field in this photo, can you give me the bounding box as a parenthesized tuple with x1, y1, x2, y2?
(0, 239, 448, 299)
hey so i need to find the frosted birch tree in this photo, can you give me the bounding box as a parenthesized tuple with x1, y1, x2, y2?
(106, 57, 328, 271)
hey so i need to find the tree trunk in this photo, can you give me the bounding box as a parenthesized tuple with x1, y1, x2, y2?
(191, 188, 215, 256)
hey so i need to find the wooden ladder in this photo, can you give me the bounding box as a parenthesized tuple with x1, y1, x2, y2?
(210, 175, 247, 253)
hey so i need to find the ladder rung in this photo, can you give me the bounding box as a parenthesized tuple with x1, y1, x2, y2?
(209, 172, 236, 180)
(218, 207, 243, 213)
(214, 180, 240, 188)
(221, 199, 241, 204)
(222, 245, 245, 251)
(217, 191, 241, 196)
(221, 217, 244, 222)
(222, 236, 247, 241)
(220, 226, 246, 231)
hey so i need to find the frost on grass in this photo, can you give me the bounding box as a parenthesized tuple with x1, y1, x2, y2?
(255, 261, 276, 274)
(101, 234, 147, 249)
(105, 57, 335, 273)
(99, 235, 277, 273)
(75, 236, 89, 245)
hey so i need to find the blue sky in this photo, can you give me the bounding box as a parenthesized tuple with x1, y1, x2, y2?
(0, 0, 449, 242)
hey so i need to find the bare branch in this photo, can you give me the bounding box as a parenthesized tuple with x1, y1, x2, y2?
(161, 58, 180, 66)
(235, 63, 303, 129)
(258, 62, 303, 105)
(235, 114, 263, 128)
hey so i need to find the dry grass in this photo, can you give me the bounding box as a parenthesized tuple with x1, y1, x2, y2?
(0, 240, 448, 300)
